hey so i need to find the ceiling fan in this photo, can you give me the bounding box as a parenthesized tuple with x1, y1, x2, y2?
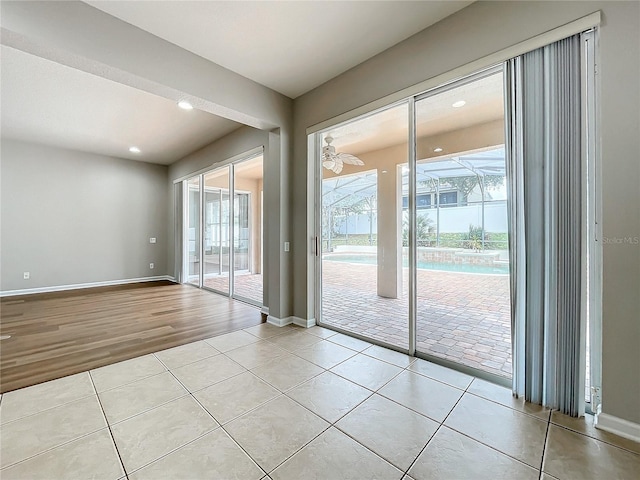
(322, 135, 364, 174)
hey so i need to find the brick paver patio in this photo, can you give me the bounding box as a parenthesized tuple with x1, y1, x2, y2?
(321, 260, 512, 378)
(204, 273, 263, 305)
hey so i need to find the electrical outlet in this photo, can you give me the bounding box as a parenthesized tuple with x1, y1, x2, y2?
(284, 242, 290, 252)
(149, 237, 157, 244)
(23, 272, 30, 280)
(149, 263, 154, 269)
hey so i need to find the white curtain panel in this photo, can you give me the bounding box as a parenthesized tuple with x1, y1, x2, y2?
(505, 34, 586, 417)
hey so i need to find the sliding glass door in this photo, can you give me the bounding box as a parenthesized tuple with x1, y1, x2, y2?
(317, 69, 513, 380)
(184, 154, 263, 307)
(233, 155, 264, 305)
(319, 104, 409, 349)
(186, 176, 201, 287)
(413, 69, 511, 378)
(202, 167, 231, 295)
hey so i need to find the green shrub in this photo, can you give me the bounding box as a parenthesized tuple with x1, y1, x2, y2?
(462, 224, 488, 251)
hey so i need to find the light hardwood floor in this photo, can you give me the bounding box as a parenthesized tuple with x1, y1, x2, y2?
(0, 281, 263, 393)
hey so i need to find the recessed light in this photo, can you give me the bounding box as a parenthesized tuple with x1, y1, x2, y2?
(381, 170, 388, 174)
(178, 100, 193, 110)
(129, 146, 141, 154)
(452, 100, 466, 108)
(434, 147, 443, 153)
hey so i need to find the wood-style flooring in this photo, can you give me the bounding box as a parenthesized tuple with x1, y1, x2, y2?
(0, 281, 263, 393)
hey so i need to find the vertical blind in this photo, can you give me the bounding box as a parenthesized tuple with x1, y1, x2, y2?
(505, 33, 587, 416)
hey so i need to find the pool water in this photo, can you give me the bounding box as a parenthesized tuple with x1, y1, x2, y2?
(323, 254, 509, 275)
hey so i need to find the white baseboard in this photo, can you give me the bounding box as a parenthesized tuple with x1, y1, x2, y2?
(266, 315, 315, 328)
(596, 412, 640, 443)
(260, 306, 270, 316)
(292, 316, 316, 328)
(0, 276, 175, 297)
(266, 315, 293, 327)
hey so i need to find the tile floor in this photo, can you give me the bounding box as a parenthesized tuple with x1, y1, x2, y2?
(0, 323, 638, 479)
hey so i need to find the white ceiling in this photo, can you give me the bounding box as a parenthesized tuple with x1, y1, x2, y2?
(1, 1, 473, 165)
(328, 72, 504, 155)
(86, 0, 473, 99)
(0, 46, 241, 165)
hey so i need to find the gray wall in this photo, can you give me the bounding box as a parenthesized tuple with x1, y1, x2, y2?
(0, 139, 168, 291)
(169, 127, 266, 181)
(292, 1, 640, 424)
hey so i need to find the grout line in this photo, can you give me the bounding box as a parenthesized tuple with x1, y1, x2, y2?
(539, 411, 552, 477)
(444, 379, 546, 472)
(402, 370, 475, 477)
(95, 370, 167, 396)
(548, 419, 640, 455)
(287, 339, 359, 370)
(296, 349, 466, 426)
(274, 368, 407, 475)
(153, 345, 221, 370)
(0, 396, 89, 426)
(219, 427, 269, 478)
(111, 361, 222, 477)
(187, 356, 374, 476)
(438, 423, 548, 474)
(245, 355, 327, 394)
(324, 353, 406, 394)
(86, 361, 194, 427)
(402, 423, 442, 478)
(400, 365, 470, 391)
(122, 428, 214, 477)
(210, 371, 284, 426)
(0, 426, 108, 471)
(463, 389, 552, 422)
(260, 423, 333, 475)
(283, 377, 374, 427)
(105, 393, 193, 428)
(325, 394, 406, 477)
(0, 374, 123, 470)
(0, 375, 99, 426)
(361, 351, 418, 370)
(263, 368, 402, 476)
(91, 354, 170, 394)
(88, 370, 128, 478)
(165, 368, 270, 478)
(203, 333, 261, 352)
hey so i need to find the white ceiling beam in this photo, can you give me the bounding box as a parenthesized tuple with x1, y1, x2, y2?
(0, 0, 292, 131)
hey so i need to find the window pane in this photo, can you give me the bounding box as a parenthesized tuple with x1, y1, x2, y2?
(202, 167, 230, 294)
(321, 103, 409, 349)
(414, 71, 512, 378)
(233, 155, 263, 305)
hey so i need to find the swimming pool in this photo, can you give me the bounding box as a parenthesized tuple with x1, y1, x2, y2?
(323, 254, 510, 275)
